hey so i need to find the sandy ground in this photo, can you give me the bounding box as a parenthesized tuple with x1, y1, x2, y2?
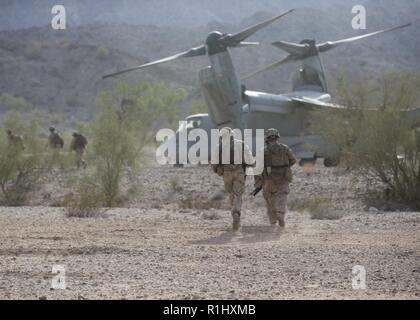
(0, 163, 419, 300)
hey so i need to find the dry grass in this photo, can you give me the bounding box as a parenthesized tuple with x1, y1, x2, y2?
(289, 196, 343, 220)
(178, 194, 223, 210)
(63, 178, 105, 218)
(168, 175, 183, 193)
(201, 209, 221, 220)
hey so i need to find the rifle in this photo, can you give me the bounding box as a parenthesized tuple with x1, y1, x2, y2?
(250, 186, 262, 196)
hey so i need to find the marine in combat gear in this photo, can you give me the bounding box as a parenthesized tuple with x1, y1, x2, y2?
(70, 132, 88, 169)
(47, 127, 64, 149)
(211, 127, 254, 231)
(6, 130, 24, 151)
(254, 128, 297, 227)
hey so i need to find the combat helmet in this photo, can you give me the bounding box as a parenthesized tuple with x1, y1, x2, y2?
(265, 128, 280, 140)
(219, 127, 233, 138)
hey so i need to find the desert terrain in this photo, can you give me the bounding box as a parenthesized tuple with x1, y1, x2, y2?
(0, 161, 419, 300)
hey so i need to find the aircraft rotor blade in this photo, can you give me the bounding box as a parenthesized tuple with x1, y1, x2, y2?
(233, 41, 260, 48)
(317, 23, 411, 52)
(242, 55, 296, 81)
(272, 40, 310, 55)
(102, 45, 206, 79)
(222, 9, 295, 46)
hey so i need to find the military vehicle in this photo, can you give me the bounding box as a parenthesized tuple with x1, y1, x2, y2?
(103, 10, 419, 166)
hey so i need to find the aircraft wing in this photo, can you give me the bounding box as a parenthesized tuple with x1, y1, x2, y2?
(290, 96, 347, 109)
(292, 96, 420, 128)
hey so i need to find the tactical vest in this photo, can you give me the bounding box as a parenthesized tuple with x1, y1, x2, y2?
(73, 135, 87, 149)
(218, 138, 244, 171)
(265, 144, 290, 168)
(50, 133, 64, 148)
(264, 143, 293, 182)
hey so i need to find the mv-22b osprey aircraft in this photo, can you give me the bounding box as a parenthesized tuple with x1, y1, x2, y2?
(103, 9, 420, 166)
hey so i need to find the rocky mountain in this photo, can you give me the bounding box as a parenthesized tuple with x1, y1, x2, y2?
(0, 1, 419, 123)
(1, 0, 418, 30)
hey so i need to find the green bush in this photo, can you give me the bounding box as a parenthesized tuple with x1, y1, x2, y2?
(63, 176, 105, 218)
(89, 104, 138, 207)
(311, 71, 420, 209)
(289, 196, 342, 220)
(0, 113, 48, 205)
(78, 80, 187, 207)
(96, 80, 187, 151)
(188, 100, 208, 115)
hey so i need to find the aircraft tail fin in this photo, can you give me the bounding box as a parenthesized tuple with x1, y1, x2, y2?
(289, 40, 328, 92)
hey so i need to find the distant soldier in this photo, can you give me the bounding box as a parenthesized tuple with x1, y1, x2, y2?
(211, 127, 254, 231)
(47, 127, 64, 149)
(70, 132, 88, 169)
(6, 130, 24, 151)
(254, 128, 297, 228)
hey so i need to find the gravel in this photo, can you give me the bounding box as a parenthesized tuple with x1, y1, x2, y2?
(0, 162, 419, 300)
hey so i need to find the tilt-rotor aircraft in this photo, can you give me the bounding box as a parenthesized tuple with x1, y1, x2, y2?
(103, 10, 419, 166)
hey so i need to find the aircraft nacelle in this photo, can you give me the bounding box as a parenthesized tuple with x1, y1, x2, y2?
(170, 113, 340, 166)
(199, 50, 244, 129)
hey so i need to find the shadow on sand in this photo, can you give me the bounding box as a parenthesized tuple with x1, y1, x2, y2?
(189, 225, 284, 246)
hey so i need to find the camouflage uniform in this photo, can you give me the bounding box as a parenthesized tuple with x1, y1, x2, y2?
(70, 133, 88, 169)
(6, 130, 24, 152)
(48, 127, 64, 149)
(255, 128, 297, 227)
(211, 127, 254, 231)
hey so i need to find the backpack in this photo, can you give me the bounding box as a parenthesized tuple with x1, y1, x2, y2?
(265, 143, 293, 182)
(74, 134, 87, 149)
(218, 138, 244, 165)
(51, 133, 64, 148)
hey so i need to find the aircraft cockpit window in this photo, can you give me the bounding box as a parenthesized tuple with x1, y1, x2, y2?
(179, 119, 202, 131)
(188, 120, 201, 128)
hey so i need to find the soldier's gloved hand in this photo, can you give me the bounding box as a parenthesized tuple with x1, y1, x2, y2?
(216, 166, 224, 176)
(254, 181, 263, 189)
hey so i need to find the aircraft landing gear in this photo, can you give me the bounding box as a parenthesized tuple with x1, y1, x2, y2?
(323, 158, 339, 167)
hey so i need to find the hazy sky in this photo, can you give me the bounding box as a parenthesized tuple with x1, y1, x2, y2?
(1, 0, 418, 30)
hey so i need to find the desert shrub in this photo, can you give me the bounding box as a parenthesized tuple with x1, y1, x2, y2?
(168, 175, 183, 193)
(201, 209, 221, 220)
(97, 80, 187, 152)
(63, 176, 105, 218)
(0, 93, 32, 112)
(178, 194, 223, 210)
(88, 104, 137, 206)
(78, 81, 186, 207)
(0, 113, 48, 205)
(188, 100, 208, 115)
(309, 208, 343, 220)
(96, 47, 110, 60)
(289, 196, 329, 212)
(311, 71, 420, 210)
(289, 196, 342, 220)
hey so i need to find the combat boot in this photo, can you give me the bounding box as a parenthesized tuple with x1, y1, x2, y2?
(232, 211, 241, 231)
(278, 213, 285, 227)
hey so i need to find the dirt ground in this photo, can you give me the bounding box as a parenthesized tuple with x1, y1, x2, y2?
(0, 162, 419, 300)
